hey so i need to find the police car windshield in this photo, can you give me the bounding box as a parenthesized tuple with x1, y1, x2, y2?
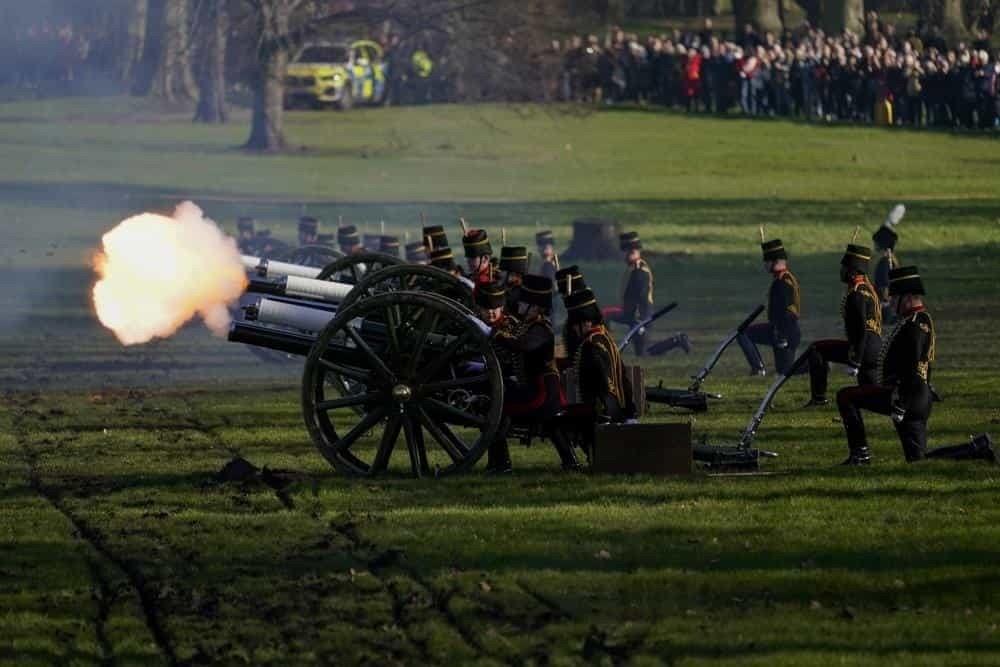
(297, 46, 348, 63)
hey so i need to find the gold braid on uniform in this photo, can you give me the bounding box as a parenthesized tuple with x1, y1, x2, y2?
(840, 276, 883, 335)
(878, 310, 935, 384)
(572, 325, 625, 405)
(784, 271, 801, 317)
(509, 313, 556, 384)
(492, 314, 520, 372)
(639, 259, 654, 304)
(917, 311, 935, 381)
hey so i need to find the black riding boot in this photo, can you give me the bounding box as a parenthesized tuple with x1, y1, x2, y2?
(647, 333, 692, 356)
(551, 431, 582, 471)
(925, 433, 996, 463)
(486, 437, 512, 474)
(841, 446, 872, 465)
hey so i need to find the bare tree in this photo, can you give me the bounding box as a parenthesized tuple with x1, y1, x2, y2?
(734, 0, 782, 34)
(149, 0, 198, 103)
(194, 0, 229, 123)
(121, 0, 149, 83)
(820, 0, 864, 34)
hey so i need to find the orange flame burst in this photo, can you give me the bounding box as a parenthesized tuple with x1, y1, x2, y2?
(93, 201, 248, 345)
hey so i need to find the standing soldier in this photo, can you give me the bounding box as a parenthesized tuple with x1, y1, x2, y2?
(535, 230, 558, 283)
(298, 216, 320, 246)
(564, 287, 635, 423)
(498, 246, 528, 314)
(804, 242, 882, 406)
(617, 231, 654, 356)
(489, 274, 579, 472)
(337, 224, 362, 255)
(379, 235, 400, 258)
(462, 228, 494, 290)
(405, 241, 428, 264)
(738, 235, 802, 376)
(423, 225, 449, 253)
(836, 266, 996, 464)
(872, 204, 905, 322)
(236, 217, 257, 254)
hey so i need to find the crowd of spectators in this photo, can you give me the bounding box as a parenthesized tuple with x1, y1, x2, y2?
(558, 13, 1000, 130)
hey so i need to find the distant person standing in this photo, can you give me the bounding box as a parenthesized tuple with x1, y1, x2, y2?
(535, 231, 558, 282)
(298, 217, 319, 246)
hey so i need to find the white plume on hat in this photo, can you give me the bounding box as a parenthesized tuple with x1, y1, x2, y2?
(883, 203, 905, 229)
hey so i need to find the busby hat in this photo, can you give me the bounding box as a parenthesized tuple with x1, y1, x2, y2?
(237, 216, 255, 232)
(475, 281, 506, 310)
(555, 265, 587, 296)
(620, 231, 642, 252)
(405, 241, 428, 262)
(337, 224, 360, 247)
(428, 247, 455, 270)
(535, 230, 555, 247)
(298, 216, 319, 233)
(761, 239, 787, 262)
(519, 274, 553, 310)
(462, 229, 492, 258)
(873, 204, 905, 251)
(565, 287, 603, 324)
(841, 243, 872, 273)
(423, 225, 448, 250)
(379, 235, 400, 255)
(362, 234, 381, 251)
(498, 246, 528, 274)
(888, 265, 925, 296)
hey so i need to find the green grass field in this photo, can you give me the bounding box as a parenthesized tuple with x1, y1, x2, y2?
(1, 100, 999, 666)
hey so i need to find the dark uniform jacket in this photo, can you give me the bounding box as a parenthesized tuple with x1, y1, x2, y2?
(494, 316, 557, 382)
(540, 260, 558, 283)
(504, 286, 521, 315)
(767, 269, 801, 343)
(842, 275, 883, 368)
(879, 307, 935, 414)
(622, 259, 654, 323)
(574, 325, 634, 421)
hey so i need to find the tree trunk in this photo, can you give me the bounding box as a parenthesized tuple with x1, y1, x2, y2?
(245, 4, 291, 152)
(194, 0, 228, 124)
(562, 218, 622, 262)
(121, 0, 148, 84)
(940, 0, 969, 42)
(820, 0, 864, 33)
(750, 0, 783, 34)
(150, 0, 197, 103)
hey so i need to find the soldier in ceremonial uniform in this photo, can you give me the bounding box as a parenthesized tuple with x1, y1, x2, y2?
(565, 287, 635, 423)
(488, 274, 578, 473)
(498, 246, 528, 314)
(536, 230, 558, 282)
(298, 216, 320, 246)
(738, 237, 802, 376)
(337, 225, 362, 255)
(872, 215, 901, 323)
(615, 231, 654, 356)
(555, 265, 587, 297)
(462, 229, 494, 290)
(836, 266, 996, 464)
(804, 243, 882, 406)
(379, 235, 400, 258)
(236, 217, 257, 254)
(405, 241, 428, 264)
(362, 233, 381, 252)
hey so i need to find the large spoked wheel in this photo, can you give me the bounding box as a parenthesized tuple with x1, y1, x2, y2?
(302, 291, 503, 478)
(340, 264, 474, 311)
(315, 252, 404, 286)
(281, 245, 344, 268)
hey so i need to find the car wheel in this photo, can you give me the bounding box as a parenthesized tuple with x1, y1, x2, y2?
(337, 86, 354, 111)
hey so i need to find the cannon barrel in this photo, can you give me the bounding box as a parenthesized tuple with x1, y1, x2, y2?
(242, 255, 325, 280)
(246, 275, 353, 303)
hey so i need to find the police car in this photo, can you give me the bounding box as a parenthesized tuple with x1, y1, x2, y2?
(284, 41, 387, 110)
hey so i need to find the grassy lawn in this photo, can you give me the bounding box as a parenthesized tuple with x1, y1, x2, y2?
(1, 99, 999, 665)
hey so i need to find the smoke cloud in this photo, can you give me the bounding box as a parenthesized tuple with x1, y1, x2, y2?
(93, 201, 247, 345)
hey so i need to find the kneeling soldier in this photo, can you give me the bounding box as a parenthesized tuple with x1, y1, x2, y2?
(804, 243, 882, 406)
(489, 274, 578, 472)
(836, 266, 996, 464)
(498, 246, 528, 314)
(565, 288, 635, 423)
(738, 236, 802, 376)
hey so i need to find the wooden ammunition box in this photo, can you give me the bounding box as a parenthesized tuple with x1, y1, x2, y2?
(591, 422, 692, 475)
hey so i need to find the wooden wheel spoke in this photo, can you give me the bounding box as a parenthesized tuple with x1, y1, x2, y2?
(401, 416, 425, 478)
(316, 392, 381, 412)
(335, 405, 388, 453)
(318, 358, 372, 384)
(407, 310, 440, 377)
(420, 373, 490, 394)
(349, 263, 361, 284)
(419, 330, 474, 380)
(371, 414, 403, 472)
(345, 326, 395, 383)
(424, 397, 487, 428)
(415, 406, 469, 463)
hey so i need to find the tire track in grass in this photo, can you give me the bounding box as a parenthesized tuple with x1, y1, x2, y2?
(6, 390, 179, 667)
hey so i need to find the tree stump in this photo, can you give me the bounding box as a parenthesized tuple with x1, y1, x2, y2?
(561, 218, 621, 262)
